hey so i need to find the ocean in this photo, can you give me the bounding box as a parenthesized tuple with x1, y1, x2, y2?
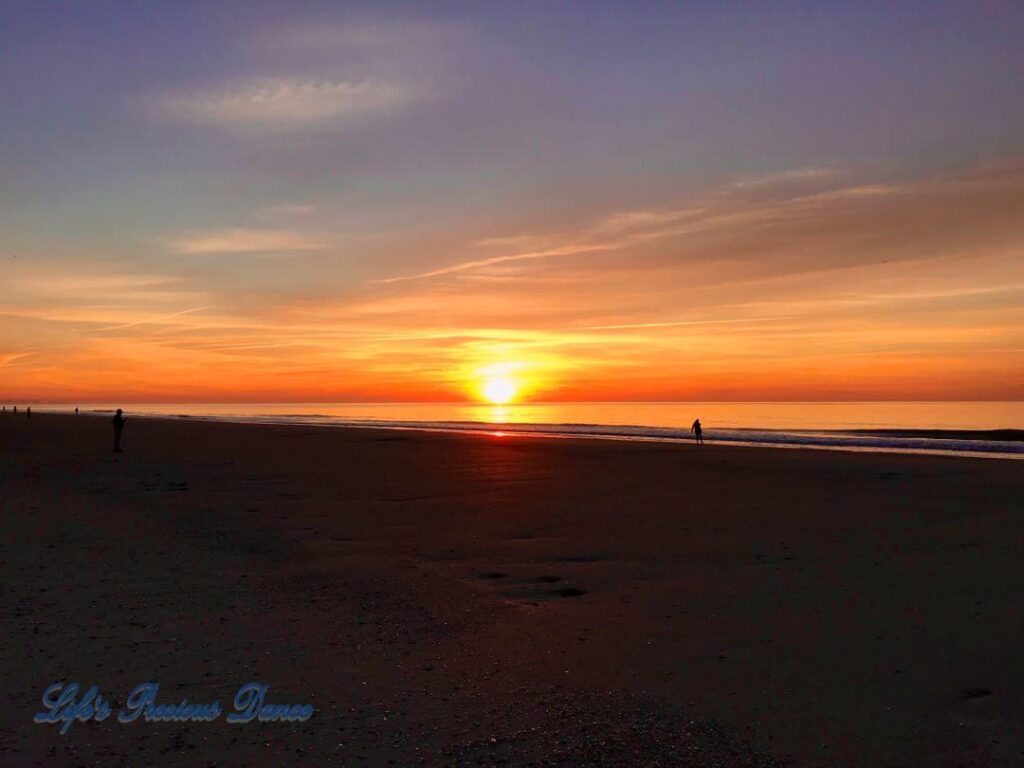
(29, 401, 1024, 459)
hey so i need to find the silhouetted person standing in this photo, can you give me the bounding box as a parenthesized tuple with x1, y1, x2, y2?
(112, 409, 126, 453)
(75, 407, 79, 416)
(691, 418, 703, 445)
(26, 406, 31, 419)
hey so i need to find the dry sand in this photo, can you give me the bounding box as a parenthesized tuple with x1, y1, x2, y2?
(1, 413, 1022, 766)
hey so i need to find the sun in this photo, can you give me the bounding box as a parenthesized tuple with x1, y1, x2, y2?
(481, 376, 518, 405)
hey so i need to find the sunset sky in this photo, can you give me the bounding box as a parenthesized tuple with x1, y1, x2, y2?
(2, 1, 1023, 402)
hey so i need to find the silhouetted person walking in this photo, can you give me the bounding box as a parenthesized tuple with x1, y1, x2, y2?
(691, 418, 703, 445)
(112, 409, 127, 453)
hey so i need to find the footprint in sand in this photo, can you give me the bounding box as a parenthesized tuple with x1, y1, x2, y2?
(498, 576, 587, 603)
(550, 587, 586, 598)
(962, 687, 993, 700)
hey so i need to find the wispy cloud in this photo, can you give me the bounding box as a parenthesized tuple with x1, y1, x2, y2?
(377, 207, 768, 284)
(731, 166, 842, 188)
(167, 228, 327, 254)
(0, 351, 39, 367)
(375, 242, 624, 284)
(378, 159, 1024, 285)
(581, 317, 794, 331)
(96, 306, 208, 333)
(13, 273, 181, 298)
(591, 207, 708, 235)
(150, 77, 415, 134)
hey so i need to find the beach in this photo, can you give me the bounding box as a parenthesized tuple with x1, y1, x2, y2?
(2, 413, 1022, 766)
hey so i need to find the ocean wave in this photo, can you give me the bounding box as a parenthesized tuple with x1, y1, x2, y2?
(171, 414, 1024, 459)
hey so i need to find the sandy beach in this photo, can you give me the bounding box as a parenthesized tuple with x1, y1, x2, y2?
(2, 413, 1022, 766)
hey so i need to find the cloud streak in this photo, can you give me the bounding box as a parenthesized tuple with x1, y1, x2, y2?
(167, 228, 327, 254)
(150, 77, 415, 134)
(379, 159, 1024, 286)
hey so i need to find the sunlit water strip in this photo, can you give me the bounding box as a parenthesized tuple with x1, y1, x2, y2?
(33, 402, 1024, 460)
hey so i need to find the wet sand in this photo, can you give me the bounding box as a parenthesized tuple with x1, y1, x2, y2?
(2, 413, 1022, 766)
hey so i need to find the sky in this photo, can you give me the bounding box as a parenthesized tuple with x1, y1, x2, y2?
(2, 0, 1023, 402)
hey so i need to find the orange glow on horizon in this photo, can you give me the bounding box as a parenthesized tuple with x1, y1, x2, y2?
(2, 161, 1023, 403)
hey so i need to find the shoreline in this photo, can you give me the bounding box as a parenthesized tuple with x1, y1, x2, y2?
(31, 407, 1024, 461)
(845, 427, 1024, 441)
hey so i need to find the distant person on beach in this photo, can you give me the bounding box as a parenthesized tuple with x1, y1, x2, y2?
(26, 406, 31, 419)
(691, 418, 703, 445)
(75, 407, 79, 415)
(13, 406, 17, 414)
(112, 409, 127, 453)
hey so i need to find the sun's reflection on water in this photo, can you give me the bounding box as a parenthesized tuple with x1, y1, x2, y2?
(487, 406, 510, 425)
